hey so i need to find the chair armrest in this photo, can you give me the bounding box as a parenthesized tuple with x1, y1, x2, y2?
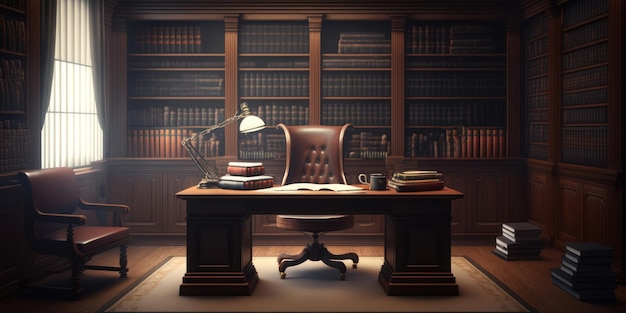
(36, 211, 87, 226)
(78, 199, 129, 214)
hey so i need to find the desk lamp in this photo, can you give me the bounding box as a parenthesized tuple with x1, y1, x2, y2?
(182, 102, 265, 188)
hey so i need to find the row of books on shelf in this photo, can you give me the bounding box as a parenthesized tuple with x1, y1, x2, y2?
(346, 132, 389, 160)
(405, 24, 499, 55)
(0, 118, 24, 129)
(239, 23, 309, 54)
(0, 59, 24, 111)
(561, 65, 607, 92)
(240, 60, 309, 69)
(321, 72, 391, 97)
(0, 14, 25, 53)
(563, 106, 607, 124)
(128, 74, 224, 97)
(562, 88, 607, 107)
(406, 72, 505, 97)
(526, 57, 548, 78)
(128, 58, 224, 69)
(562, 0, 608, 28)
(406, 56, 505, 69)
(526, 36, 548, 59)
(321, 101, 390, 127)
(562, 126, 607, 168)
(128, 106, 225, 128)
(551, 241, 616, 302)
(492, 222, 543, 261)
(562, 18, 607, 50)
(407, 100, 505, 127)
(322, 57, 390, 69)
(126, 128, 223, 158)
(525, 14, 548, 40)
(406, 127, 506, 158)
(217, 161, 275, 190)
(0, 128, 30, 173)
(132, 24, 202, 54)
(237, 131, 390, 161)
(527, 124, 548, 143)
(562, 42, 607, 72)
(337, 32, 390, 54)
(527, 94, 548, 110)
(527, 109, 548, 124)
(387, 170, 444, 192)
(239, 72, 308, 97)
(0, 0, 26, 10)
(254, 103, 309, 126)
(526, 76, 548, 95)
(239, 132, 286, 160)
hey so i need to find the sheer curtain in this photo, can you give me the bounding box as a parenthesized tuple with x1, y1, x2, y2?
(41, 0, 103, 168)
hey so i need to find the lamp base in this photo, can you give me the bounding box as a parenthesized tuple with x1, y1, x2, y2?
(198, 178, 219, 189)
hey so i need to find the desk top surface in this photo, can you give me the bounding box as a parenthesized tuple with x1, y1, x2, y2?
(176, 184, 463, 199)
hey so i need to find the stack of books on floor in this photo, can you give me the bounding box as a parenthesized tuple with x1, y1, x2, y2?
(217, 161, 274, 190)
(550, 242, 617, 302)
(492, 222, 543, 260)
(387, 170, 444, 192)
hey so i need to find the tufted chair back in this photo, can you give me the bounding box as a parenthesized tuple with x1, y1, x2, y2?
(277, 123, 352, 185)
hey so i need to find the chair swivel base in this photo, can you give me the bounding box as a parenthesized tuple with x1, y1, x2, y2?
(277, 234, 358, 280)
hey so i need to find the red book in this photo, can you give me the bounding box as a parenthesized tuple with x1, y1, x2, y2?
(226, 161, 265, 176)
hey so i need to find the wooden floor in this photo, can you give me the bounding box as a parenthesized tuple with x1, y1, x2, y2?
(0, 244, 624, 313)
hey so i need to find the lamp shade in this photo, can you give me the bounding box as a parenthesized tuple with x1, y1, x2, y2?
(239, 115, 266, 133)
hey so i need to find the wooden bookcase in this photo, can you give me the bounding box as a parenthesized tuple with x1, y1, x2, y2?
(559, 0, 609, 168)
(125, 21, 226, 158)
(106, 2, 526, 242)
(404, 21, 507, 159)
(522, 0, 623, 278)
(0, 1, 30, 173)
(524, 12, 549, 161)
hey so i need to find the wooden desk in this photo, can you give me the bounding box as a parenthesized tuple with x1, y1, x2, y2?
(176, 185, 463, 296)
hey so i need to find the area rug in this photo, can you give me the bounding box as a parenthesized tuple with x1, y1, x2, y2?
(99, 256, 533, 313)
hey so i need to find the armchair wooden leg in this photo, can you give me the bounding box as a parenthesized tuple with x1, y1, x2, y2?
(71, 259, 84, 299)
(119, 244, 128, 278)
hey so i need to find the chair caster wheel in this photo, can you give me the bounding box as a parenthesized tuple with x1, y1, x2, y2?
(280, 272, 286, 279)
(340, 273, 346, 280)
(352, 263, 357, 269)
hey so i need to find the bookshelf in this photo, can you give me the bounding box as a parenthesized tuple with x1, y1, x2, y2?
(560, 0, 609, 168)
(524, 12, 549, 161)
(237, 20, 310, 160)
(404, 21, 507, 159)
(321, 20, 392, 160)
(0, 1, 30, 173)
(126, 21, 226, 158)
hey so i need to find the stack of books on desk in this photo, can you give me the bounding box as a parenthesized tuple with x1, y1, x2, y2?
(387, 170, 444, 192)
(492, 222, 543, 260)
(551, 242, 616, 302)
(217, 162, 274, 190)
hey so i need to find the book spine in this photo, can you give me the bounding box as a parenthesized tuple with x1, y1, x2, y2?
(226, 165, 265, 176)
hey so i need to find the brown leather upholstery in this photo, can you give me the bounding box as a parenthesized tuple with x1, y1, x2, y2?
(275, 123, 359, 280)
(280, 124, 349, 185)
(17, 167, 130, 299)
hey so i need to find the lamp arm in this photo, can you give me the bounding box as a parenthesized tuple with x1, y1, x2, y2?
(181, 112, 246, 183)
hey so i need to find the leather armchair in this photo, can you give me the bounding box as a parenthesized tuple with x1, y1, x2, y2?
(17, 167, 130, 299)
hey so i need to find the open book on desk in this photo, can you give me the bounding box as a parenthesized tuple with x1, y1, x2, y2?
(260, 183, 364, 192)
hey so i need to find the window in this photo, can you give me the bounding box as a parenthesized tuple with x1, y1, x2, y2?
(41, 0, 103, 168)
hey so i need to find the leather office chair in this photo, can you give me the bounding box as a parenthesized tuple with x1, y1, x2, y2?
(275, 123, 359, 280)
(17, 167, 130, 299)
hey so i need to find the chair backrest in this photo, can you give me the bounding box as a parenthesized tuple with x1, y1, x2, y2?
(18, 167, 80, 240)
(277, 123, 352, 185)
